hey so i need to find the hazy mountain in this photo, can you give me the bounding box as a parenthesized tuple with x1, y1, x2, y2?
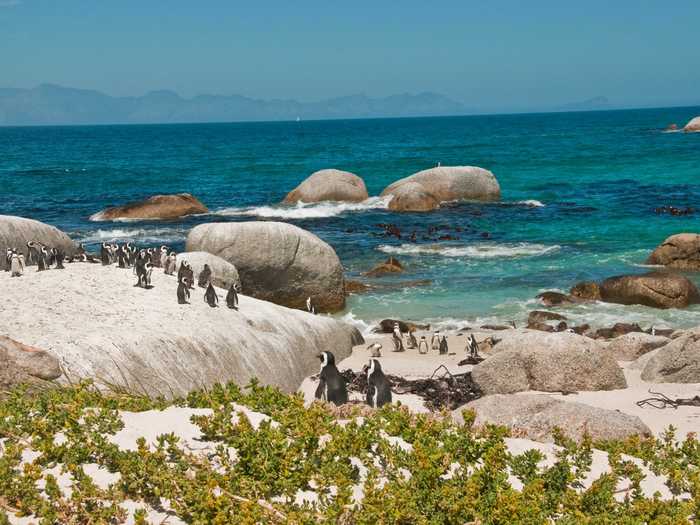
(0, 84, 469, 126)
(557, 96, 611, 112)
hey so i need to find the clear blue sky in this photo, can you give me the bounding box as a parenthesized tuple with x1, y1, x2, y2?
(2, 0, 699, 111)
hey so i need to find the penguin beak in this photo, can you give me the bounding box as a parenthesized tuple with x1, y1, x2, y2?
(316, 354, 323, 361)
(361, 364, 369, 374)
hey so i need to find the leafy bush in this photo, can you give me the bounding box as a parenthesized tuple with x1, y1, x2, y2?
(0, 380, 697, 524)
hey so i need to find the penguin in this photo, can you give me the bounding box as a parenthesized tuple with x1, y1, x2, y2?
(117, 245, 128, 268)
(26, 241, 39, 265)
(418, 335, 429, 354)
(365, 359, 392, 408)
(651, 325, 656, 337)
(5, 248, 13, 271)
(127, 243, 138, 267)
(366, 342, 382, 358)
(159, 246, 168, 268)
(53, 248, 65, 269)
(177, 276, 191, 304)
(226, 283, 239, 310)
(204, 281, 219, 307)
(407, 331, 418, 350)
(134, 253, 148, 287)
(392, 322, 403, 343)
(431, 331, 440, 351)
(164, 252, 177, 275)
(37, 246, 49, 271)
(178, 261, 195, 290)
(306, 296, 313, 313)
(314, 351, 347, 406)
(10, 252, 24, 277)
(439, 336, 448, 355)
(100, 243, 111, 265)
(392, 332, 405, 352)
(198, 264, 212, 288)
(467, 334, 479, 358)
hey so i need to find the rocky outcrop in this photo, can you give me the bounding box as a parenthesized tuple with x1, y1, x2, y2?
(386, 182, 440, 212)
(364, 257, 404, 277)
(684, 116, 700, 132)
(381, 166, 500, 206)
(176, 252, 241, 291)
(283, 169, 368, 204)
(0, 336, 62, 391)
(455, 394, 651, 443)
(373, 319, 430, 334)
(528, 311, 567, 324)
(186, 221, 345, 312)
(0, 215, 77, 268)
(536, 291, 576, 307)
(594, 322, 644, 340)
(606, 332, 669, 361)
(647, 234, 700, 270)
(90, 193, 208, 221)
(599, 272, 700, 309)
(0, 265, 363, 397)
(570, 281, 601, 301)
(471, 330, 626, 395)
(641, 332, 700, 383)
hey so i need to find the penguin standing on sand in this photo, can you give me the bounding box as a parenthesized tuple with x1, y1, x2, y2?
(100, 243, 111, 266)
(159, 246, 168, 268)
(393, 322, 403, 343)
(418, 335, 429, 354)
(10, 252, 24, 277)
(117, 245, 129, 268)
(315, 351, 347, 406)
(177, 276, 191, 304)
(306, 297, 312, 312)
(52, 248, 65, 269)
(26, 241, 39, 265)
(178, 261, 195, 289)
(226, 283, 239, 309)
(467, 334, 480, 358)
(198, 264, 212, 288)
(392, 331, 405, 352)
(37, 246, 50, 271)
(164, 252, 177, 275)
(204, 281, 219, 307)
(5, 248, 12, 271)
(439, 335, 448, 355)
(431, 331, 441, 351)
(367, 342, 382, 358)
(365, 359, 392, 408)
(407, 331, 418, 349)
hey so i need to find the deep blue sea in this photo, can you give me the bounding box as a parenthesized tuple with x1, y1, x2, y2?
(2, 107, 700, 333)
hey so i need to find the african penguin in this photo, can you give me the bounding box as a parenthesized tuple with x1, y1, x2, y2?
(365, 359, 392, 408)
(314, 351, 347, 406)
(177, 276, 191, 304)
(10, 252, 24, 277)
(204, 281, 219, 307)
(226, 283, 239, 309)
(198, 264, 212, 288)
(366, 342, 382, 358)
(439, 336, 448, 355)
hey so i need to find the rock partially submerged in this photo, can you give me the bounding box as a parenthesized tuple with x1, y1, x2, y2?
(599, 272, 700, 309)
(90, 193, 208, 221)
(283, 169, 369, 204)
(471, 330, 626, 395)
(381, 166, 500, 207)
(0, 215, 77, 268)
(0, 335, 62, 391)
(386, 182, 440, 212)
(647, 233, 700, 270)
(536, 291, 576, 307)
(0, 265, 363, 397)
(456, 394, 651, 443)
(176, 252, 241, 291)
(684, 116, 700, 132)
(373, 319, 430, 334)
(364, 256, 404, 277)
(641, 332, 700, 383)
(186, 221, 345, 312)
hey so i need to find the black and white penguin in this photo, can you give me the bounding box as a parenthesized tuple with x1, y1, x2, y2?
(315, 351, 347, 406)
(117, 245, 129, 268)
(26, 241, 39, 265)
(178, 261, 194, 290)
(407, 331, 418, 349)
(164, 252, 177, 275)
(431, 331, 440, 351)
(159, 246, 168, 268)
(418, 335, 428, 354)
(143, 263, 154, 288)
(439, 336, 448, 355)
(204, 281, 219, 307)
(134, 252, 148, 287)
(366, 342, 382, 358)
(5, 248, 13, 271)
(10, 252, 24, 277)
(198, 264, 212, 288)
(100, 243, 111, 265)
(306, 296, 312, 312)
(177, 276, 191, 304)
(365, 359, 392, 408)
(467, 334, 479, 358)
(37, 246, 50, 271)
(226, 283, 239, 309)
(52, 248, 65, 269)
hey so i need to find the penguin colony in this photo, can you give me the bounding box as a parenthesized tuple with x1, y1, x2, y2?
(3, 240, 74, 276)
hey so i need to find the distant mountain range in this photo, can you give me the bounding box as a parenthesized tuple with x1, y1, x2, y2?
(0, 84, 472, 126)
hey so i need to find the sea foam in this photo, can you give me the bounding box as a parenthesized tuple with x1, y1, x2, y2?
(377, 242, 560, 259)
(213, 196, 390, 220)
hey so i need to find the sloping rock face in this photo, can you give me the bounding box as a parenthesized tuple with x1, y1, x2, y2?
(0, 336, 62, 391)
(471, 330, 626, 394)
(186, 222, 345, 312)
(283, 169, 369, 204)
(0, 265, 363, 397)
(606, 333, 669, 361)
(599, 272, 700, 309)
(90, 193, 208, 221)
(176, 252, 241, 291)
(684, 116, 700, 132)
(386, 182, 440, 212)
(0, 215, 77, 269)
(641, 332, 700, 383)
(647, 234, 700, 270)
(364, 257, 404, 277)
(455, 394, 651, 443)
(381, 166, 500, 203)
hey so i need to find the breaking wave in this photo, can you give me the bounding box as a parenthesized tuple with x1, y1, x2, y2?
(213, 196, 390, 220)
(377, 242, 560, 259)
(76, 227, 187, 245)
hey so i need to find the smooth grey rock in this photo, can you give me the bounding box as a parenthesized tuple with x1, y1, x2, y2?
(642, 332, 700, 383)
(599, 272, 700, 309)
(90, 193, 208, 221)
(386, 181, 440, 212)
(381, 166, 500, 203)
(0, 215, 77, 269)
(176, 252, 241, 291)
(606, 332, 669, 361)
(283, 169, 368, 204)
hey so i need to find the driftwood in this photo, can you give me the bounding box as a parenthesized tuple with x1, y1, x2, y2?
(636, 390, 700, 409)
(340, 366, 482, 411)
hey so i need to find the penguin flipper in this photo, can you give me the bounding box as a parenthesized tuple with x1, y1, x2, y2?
(314, 378, 326, 400)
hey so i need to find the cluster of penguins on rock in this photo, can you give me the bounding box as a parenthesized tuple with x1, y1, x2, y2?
(315, 351, 392, 409)
(4, 241, 70, 276)
(97, 242, 241, 309)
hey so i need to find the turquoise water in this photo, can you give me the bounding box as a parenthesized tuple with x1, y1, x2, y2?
(2, 107, 700, 331)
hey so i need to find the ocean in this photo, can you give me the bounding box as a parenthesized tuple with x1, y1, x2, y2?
(2, 107, 700, 333)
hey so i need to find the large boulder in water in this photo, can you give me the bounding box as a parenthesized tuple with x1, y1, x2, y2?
(381, 166, 500, 203)
(647, 233, 700, 270)
(0, 264, 363, 397)
(283, 169, 368, 204)
(641, 332, 700, 383)
(684, 116, 700, 132)
(386, 182, 440, 212)
(599, 272, 700, 309)
(0, 215, 77, 269)
(186, 221, 345, 312)
(176, 252, 241, 291)
(455, 394, 651, 443)
(471, 330, 626, 394)
(90, 193, 208, 221)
